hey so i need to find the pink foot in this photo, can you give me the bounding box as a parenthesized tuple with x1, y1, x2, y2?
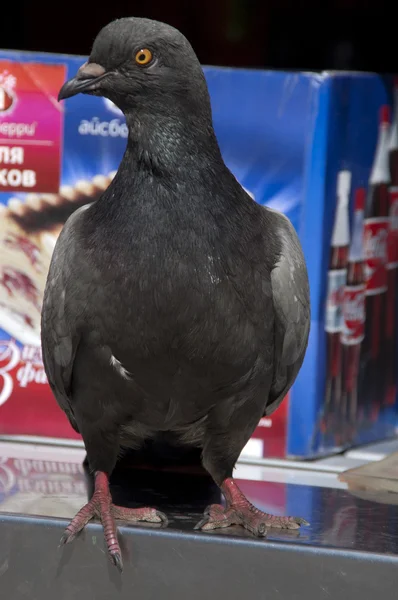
(195, 478, 309, 537)
(60, 472, 168, 571)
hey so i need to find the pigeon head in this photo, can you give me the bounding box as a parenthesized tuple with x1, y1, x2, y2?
(58, 17, 211, 119)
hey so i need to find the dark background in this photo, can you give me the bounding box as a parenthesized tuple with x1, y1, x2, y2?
(1, 0, 395, 73)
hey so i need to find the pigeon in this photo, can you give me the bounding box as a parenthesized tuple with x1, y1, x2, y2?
(41, 17, 310, 572)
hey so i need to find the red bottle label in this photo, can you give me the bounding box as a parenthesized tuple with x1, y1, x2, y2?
(363, 217, 389, 294)
(341, 283, 366, 345)
(325, 268, 346, 333)
(388, 187, 398, 269)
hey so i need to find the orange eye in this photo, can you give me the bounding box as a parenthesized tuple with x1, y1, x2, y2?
(135, 49, 153, 66)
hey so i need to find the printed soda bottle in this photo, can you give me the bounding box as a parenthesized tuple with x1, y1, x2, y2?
(385, 80, 398, 406)
(323, 170, 351, 440)
(360, 105, 390, 421)
(341, 188, 366, 442)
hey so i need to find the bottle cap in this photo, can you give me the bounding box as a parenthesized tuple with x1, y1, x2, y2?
(354, 187, 365, 211)
(337, 170, 351, 204)
(380, 104, 390, 125)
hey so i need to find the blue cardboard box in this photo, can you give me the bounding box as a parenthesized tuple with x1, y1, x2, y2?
(0, 49, 396, 457)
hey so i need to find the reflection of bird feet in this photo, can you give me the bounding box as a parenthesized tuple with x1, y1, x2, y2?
(195, 503, 309, 537)
(60, 471, 168, 572)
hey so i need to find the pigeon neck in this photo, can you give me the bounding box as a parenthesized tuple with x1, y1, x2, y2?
(121, 110, 222, 176)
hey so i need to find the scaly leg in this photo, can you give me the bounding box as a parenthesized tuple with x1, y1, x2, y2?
(195, 478, 308, 535)
(197, 396, 309, 537)
(61, 471, 167, 571)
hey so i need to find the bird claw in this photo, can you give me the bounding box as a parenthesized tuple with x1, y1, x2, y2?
(59, 492, 169, 572)
(152, 510, 168, 525)
(193, 516, 210, 530)
(236, 510, 309, 535)
(195, 502, 309, 537)
(194, 504, 240, 532)
(295, 517, 310, 526)
(111, 551, 123, 573)
(193, 504, 221, 529)
(59, 532, 72, 547)
(111, 505, 168, 526)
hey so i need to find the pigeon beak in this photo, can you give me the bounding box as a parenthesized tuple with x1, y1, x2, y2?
(58, 62, 108, 101)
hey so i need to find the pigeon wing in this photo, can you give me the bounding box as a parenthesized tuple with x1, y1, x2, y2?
(265, 208, 311, 416)
(41, 206, 90, 432)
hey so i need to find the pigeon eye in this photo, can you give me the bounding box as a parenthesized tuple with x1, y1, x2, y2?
(135, 49, 153, 66)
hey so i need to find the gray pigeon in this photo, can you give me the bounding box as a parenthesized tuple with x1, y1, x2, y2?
(41, 17, 310, 572)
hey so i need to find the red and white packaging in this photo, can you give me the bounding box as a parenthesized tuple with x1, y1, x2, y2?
(340, 188, 366, 429)
(359, 106, 391, 419)
(385, 79, 398, 405)
(322, 170, 351, 436)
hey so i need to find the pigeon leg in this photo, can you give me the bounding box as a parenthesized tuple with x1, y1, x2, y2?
(196, 478, 309, 536)
(60, 471, 168, 571)
(198, 401, 309, 536)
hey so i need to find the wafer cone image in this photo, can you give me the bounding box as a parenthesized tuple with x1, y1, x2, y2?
(0, 172, 115, 345)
